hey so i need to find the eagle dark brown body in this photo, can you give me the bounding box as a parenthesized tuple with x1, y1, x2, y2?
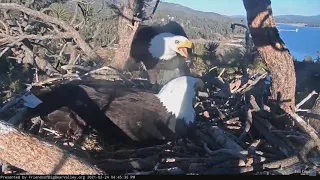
(25, 78, 199, 146)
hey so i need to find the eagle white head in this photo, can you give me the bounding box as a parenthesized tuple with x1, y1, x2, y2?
(148, 32, 193, 61)
(156, 76, 204, 124)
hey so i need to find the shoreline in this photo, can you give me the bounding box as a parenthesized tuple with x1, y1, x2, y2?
(276, 23, 320, 28)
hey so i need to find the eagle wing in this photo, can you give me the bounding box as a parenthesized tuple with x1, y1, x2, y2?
(158, 21, 188, 37)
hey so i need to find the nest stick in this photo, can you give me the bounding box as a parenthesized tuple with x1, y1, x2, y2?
(238, 108, 253, 142)
(289, 112, 320, 153)
(295, 90, 318, 111)
(208, 126, 244, 152)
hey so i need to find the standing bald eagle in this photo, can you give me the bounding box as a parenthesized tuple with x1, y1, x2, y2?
(130, 21, 194, 89)
(23, 76, 203, 146)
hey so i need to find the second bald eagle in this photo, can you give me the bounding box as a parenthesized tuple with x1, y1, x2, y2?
(130, 21, 194, 88)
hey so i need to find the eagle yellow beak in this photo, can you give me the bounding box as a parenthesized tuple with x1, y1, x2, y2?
(176, 40, 193, 58)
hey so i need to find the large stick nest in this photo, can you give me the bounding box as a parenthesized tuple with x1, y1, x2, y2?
(0, 66, 319, 176)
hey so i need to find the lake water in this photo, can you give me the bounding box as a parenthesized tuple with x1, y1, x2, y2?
(277, 24, 320, 61)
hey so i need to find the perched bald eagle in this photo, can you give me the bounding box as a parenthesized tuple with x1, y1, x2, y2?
(130, 21, 194, 89)
(23, 76, 204, 146)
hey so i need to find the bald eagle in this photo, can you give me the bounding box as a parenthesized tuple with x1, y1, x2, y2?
(23, 76, 204, 146)
(130, 21, 194, 89)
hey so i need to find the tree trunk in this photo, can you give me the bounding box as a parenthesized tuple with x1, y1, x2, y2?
(110, 0, 139, 71)
(242, 0, 296, 113)
(0, 120, 105, 175)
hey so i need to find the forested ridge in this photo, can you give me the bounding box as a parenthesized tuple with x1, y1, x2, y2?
(19, 0, 247, 47)
(78, 1, 246, 45)
(232, 14, 320, 27)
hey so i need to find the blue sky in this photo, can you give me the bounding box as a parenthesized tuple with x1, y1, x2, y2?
(161, 0, 320, 16)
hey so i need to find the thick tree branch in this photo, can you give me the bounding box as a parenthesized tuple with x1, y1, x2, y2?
(0, 33, 73, 42)
(0, 120, 105, 174)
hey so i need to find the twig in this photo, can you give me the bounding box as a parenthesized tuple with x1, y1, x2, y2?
(262, 156, 300, 169)
(70, 3, 79, 26)
(59, 43, 67, 56)
(236, 72, 267, 93)
(42, 128, 61, 137)
(218, 68, 225, 78)
(98, 144, 171, 158)
(248, 139, 262, 155)
(0, 33, 73, 42)
(79, 66, 136, 87)
(296, 109, 311, 113)
(106, 37, 117, 47)
(61, 65, 92, 72)
(295, 90, 318, 111)
(0, 47, 10, 57)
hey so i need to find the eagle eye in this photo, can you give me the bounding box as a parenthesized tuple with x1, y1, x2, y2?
(175, 40, 180, 44)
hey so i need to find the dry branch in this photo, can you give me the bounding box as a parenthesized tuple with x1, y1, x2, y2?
(296, 90, 318, 111)
(289, 112, 320, 152)
(252, 114, 293, 157)
(0, 3, 103, 65)
(97, 155, 159, 174)
(0, 120, 104, 174)
(0, 33, 72, 43)
(208, 126, 244, 152)
(238, 108, 253, 141)
(20, 44, 59, 75)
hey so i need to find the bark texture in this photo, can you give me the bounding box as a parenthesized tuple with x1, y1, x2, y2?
(110, 0, 140, 71)
(0, 120, 104, 175)
(308, 95, 320, 136)
(242, 0, 296, 113)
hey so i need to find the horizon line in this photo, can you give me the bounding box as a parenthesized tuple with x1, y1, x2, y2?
(160, 1, 320, 17)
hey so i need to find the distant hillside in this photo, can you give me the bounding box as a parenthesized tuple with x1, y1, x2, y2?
(231, 14, 320, 27)
(275, 15, 320, 27)
(158, 2, 232, 20)
(143, 2, 246, 40)
(60, 1, 247, 46)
